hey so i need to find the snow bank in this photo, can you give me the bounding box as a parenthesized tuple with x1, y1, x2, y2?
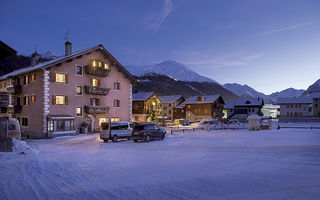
(12, 138, 38, 154)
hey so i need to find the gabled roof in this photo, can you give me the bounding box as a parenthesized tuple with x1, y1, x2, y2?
(310, 92, 320, 98)
(184, 95, 224, 104)
(132, 92, 154, 101)
(175, 102, 186, 109)
(0, 44, 136, 84)
(233, 97, 264, 107)
(277, 97, 312, 104)
(158, 95, 183, 103)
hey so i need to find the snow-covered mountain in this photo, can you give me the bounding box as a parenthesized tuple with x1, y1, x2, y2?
(223, 83, 265, 98)
(268, 88, 305, 103)
(126, 60, 218, 83)
(306, 79, 320, 92)
(40, 51, 58, 59)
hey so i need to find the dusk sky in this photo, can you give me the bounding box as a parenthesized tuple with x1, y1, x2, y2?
(1, 0, 320, 94)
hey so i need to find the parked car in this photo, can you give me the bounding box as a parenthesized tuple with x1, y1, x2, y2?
(131, 122, 166, 142)
(100, 121, 134, 142)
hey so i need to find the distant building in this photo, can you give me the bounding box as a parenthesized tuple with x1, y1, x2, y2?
(173, 102, 186, 120)
(277, 97, 312, 117)
(225, 97, 264, 121)
(184, 95, 225, 122)
(310, 92, 320, 116)
(261, 104, 280, 118)
(158, 95, 184, 121)
(132, 92, 161, 123)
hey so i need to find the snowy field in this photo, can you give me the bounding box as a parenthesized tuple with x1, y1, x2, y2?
(1, 127, 320, 200)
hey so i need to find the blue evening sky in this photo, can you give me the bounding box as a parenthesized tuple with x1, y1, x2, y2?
(1, 0, 320, 94)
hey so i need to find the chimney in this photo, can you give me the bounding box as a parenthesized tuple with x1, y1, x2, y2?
(31, 52, 39, 66)
(197, 96, 204, 101)
(65, 41, 72, 56)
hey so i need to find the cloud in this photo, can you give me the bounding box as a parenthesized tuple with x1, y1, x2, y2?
(147, 0, 173, 31)
(257, 22, 316, 36)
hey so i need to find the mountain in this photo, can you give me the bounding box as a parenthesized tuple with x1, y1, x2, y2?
(126, 60, 218, 83)
(268, 88, 305, 103)
(223, 83, 265, 98)
(306, 79, 320, 93)
(40, 51, 58, 59)
(134, 73, 238, 102)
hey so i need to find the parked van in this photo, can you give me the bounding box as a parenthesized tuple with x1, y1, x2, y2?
(8, 118, 21, 140)
(100, 121, 134, 142)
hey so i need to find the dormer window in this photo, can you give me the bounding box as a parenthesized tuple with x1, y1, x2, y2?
(245, 101, 251, 104)
(197, 96, 204, 101)
(104, 63, 110, 70)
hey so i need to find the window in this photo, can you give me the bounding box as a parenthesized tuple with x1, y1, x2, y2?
(169, 104, 171, 107)
(76, 86, 83, 96)
(104, 63, 110, 70)
(31, 95, 35, 102)
(91, 98, 99, 106)
(134, 116, 139, 122)
(287, 105, 289, 108)
(76, 107, 83, 116)
(24, 75, 29, 85)
(169, 110, 171, 114)
(31, 74, 36, 81)
(55, 96, 66, 105)
(114, 99, 120, 107)
(92, 60, 97, 67)
(164, 106, 167, 110)
(56, 73, 66, 83)
(92, 78, 99, 87)
(98, 61, 103, 67)
(23, 96, 29, 105)
(99, 118, 108, 125)
(111, 117, 120, 122)
(76, 65, 83, 76)
(22, 118, 28, 127)
(114, 82, 120, 90)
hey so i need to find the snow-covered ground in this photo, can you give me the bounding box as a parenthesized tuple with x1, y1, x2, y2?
(1, 126, 320, 200)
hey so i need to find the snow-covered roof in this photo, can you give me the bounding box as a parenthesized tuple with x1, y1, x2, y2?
(184, 95, 223, 104)
(224, 102, 235, 109)
(0, 44, 136, 83)
(175, 102, 186, 109)
(225, 97, 264, 108)
(158, 95, 183, 103)
(310, 92, 320, 98)
(277, 97, 312, 104)
(247, 114, 261, 120)
(132, 92, 154, 101)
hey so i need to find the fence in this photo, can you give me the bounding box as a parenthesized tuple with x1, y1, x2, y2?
(168, 127, 204, 134)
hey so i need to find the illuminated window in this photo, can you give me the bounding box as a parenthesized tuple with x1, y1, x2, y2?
(23, 96, 29, 105)
(111, 117, 120, 122)
(75, 86, 82, 96)
(24, 75, 29, 85)
(92, 60, 97, 67)
(56, 74, 66, 83)
(76, 107, 82, 116)
(92, 79, 99, 87)
(104, 63, 110, 70)
(98, 61, 103, 67)
(55, 96, 66, 105)
(99, 118, 108, 125)
(31, 95, 36, 102)
(31, 74, 36, 81)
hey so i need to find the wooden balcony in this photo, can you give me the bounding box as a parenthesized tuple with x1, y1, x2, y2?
(84, 85, 110, 96)
(84, 65, 110, 77)
(84, 105, 110, 114)
(0, 92, 9, 107)
(7, 85, 22, 94)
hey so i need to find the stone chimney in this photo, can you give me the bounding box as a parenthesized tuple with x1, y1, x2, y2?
(197, 96, 204, 101)
(31, 52, 39, 66)
(65, 41, 72, 56)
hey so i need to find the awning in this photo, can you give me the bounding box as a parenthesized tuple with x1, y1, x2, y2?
(47, 115, 75, 120)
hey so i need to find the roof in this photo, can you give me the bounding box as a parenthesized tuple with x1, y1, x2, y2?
(0, 44, 136, 84)
(158, 95, 183, 103)
(132, 92, 154, 101)
(224, 97, 263, 109)
(184, 95, 224, 104)
(277, 97, 312, 104)
(175, 102, 186, 109)
(224, 102, 235, 109)
(310, 92, 320, 98)
(247, 114, 261, 120)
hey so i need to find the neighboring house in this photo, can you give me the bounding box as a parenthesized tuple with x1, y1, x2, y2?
(185, 95, 225, 122)
(225, 97, 264, 121)
(310, 92, 320, 116)
(158, 95, 185, 121)
(0, 41, 136, 138)
(173, 102, 186, 120)
(261, 104, 280, 118)
(0, 40, 17, 60)
(132, 92, 161, 123)
(277, 97, 312, 117)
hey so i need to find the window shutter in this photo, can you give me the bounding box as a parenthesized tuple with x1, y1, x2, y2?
(65, 74, 68, 83)
(49, 72, 56, 82)
(52, 95, 56, 105)
(65, 96, 68, 105)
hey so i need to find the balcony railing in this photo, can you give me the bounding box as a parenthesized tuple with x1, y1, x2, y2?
(84, 105, 110, 114)
(84, 65, 110, 77)
(7, 85, 22, 94)
(84, 85, 110, 96)
(0, 92, 9, 107)
(13, 105, 22, 114)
